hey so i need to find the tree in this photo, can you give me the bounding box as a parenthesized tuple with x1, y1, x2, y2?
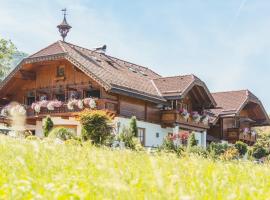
(78, 109, 113, 144)
(129, 116, 138, 137)
(0, 37, 16, 81)
(187, 132, 197, 148)
(43, 117, 54, 137)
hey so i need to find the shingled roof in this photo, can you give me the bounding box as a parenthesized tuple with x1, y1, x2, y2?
(0, 41, 166, 103)
(208, 90, 269, 124)
(0, 41, 216, 105)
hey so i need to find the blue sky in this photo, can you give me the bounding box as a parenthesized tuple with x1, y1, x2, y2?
(1, 0, 270, 111)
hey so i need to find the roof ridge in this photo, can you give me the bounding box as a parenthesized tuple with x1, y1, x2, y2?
(28, 41, 63, 58)
(211, 89, 248, 94)
(61, 41, 161, 77)
(153, 74, 194, 80)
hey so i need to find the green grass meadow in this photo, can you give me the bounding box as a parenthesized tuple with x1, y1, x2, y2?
(0, 136, 270, 200)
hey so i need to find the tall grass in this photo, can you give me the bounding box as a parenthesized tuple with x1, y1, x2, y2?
(0, 135, 269, 199)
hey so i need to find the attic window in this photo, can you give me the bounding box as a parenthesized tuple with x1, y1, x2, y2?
(129, 67, 137, 73)
(56, 65, 65, 77)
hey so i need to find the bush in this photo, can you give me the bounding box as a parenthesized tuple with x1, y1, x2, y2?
(129, 116, 138, 137)
(118, 126, 135, 149)
(188, 146, 208, 158)
(79, 110, 113, 145)
(252, 145, 268, 159)
(48, 127, 75, 141)
(234, 141, 248, 156)
(208, 142, 229, 158)
(220, 147, 239, 161)
(43, 117, 54, 137)
(160, 137, 184, 156)
(187, 132, 197, 148)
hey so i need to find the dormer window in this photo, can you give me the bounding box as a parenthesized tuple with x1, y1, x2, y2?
(57, 65, 65, 77)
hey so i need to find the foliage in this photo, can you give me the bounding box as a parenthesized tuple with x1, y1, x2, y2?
(43, 117, 54, 137)
(0, 37, 16, 81)
(48, 127, 75, 141)
(187, 132, 197, 148)
(234, 141, 248, 156)
(129, 116, 138, 137)
(220, 147, 239, 161)
(187, 146, 208, 158)
(208, 142, 229, 158)
(78, 109, 113, 144)
(118, 126, 135, 149)
(159, 136, 184, 156)
(252, 145, 268, 159)
(1, 136, 270, 199)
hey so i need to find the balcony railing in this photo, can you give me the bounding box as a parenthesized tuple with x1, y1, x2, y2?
(227, 128, 256, 143)
(161, 110, 209, 129)
(26, 98, 118, 117)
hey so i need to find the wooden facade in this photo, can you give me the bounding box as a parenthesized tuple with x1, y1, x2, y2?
(1, 41, 268, 146)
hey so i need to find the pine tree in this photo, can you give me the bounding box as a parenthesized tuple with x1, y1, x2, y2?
(187, 132, 197, 148)
(129, 116, 138, 137)
(43, 117, 54, 137)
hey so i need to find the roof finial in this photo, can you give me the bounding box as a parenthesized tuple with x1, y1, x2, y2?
(57, 8, 72, 42)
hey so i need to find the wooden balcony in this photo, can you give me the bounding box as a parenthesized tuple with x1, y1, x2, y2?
(26, 98, 118, 118)
(227, 128, 256, 143)
(161, 110, 209, 130)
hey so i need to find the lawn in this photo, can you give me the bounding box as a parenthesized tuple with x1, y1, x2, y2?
(0, 136, 269, 200)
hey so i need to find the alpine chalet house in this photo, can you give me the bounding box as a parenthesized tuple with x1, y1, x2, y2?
(207, 90, 270, 145)
(0, 12, 269, 147)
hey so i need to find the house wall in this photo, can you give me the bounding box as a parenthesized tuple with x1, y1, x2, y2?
(34, 117, 82, 137)
(115, 116, 207, 148)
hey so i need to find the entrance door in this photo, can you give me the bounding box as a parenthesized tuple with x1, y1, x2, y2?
(137, 128, 145, 146)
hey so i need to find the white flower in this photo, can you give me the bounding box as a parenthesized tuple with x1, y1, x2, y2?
(34, 104, 41, 113)
(67, 100, 77, 110)
(18, 106, 26, 115)
(77, 100, 84, 109)
(1, 108, 8, 116)
(47, 102, 55, 111)
(89, 99, 96, 109)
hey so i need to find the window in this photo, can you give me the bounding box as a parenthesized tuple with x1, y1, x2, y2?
(137, 128, 145, 146)
(156, 132, 159, 138)
(85, 90, 100, 98)
(27, 97, 35, 106)
(57, 66, 65, 77)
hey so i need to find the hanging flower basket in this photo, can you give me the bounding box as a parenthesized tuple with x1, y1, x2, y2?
(201, 115, 209, 125)
(83, 98, 96, 109)
(179, 109, 190, 121)
(67, 99, 78, 110)
(192, 111, 201, 123)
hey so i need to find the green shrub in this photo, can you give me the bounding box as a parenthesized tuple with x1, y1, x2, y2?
(234, 141, 248, 156)
(187, 132, 197, 148)
(252, 145, 268, 159)
(79, 110, 113, 145)
(130, 116, 138, 137)
(188, 146, 208, 158)
(118, 126, 135, 149)
(208, 142, 229, 157)
(48, 127, 75, 141)
(160, 137, 184, 156)
(43, 117, 54, 137)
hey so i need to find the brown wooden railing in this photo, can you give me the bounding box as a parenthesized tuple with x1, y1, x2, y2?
(227, 128, 256, 143)
(26, 98, 118, 117)
(161, 110, 209, 129)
